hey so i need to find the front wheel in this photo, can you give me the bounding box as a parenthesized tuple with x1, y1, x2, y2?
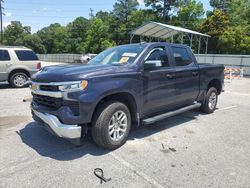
(200, 87, 218, 114)
(91, 101, 131, 150)
(10, 72, 29, 88)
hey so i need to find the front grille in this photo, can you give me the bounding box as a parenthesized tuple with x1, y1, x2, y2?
(33, 94, 62, 109)
(39, 85, 59, 91)
(32, 94, 79, 115)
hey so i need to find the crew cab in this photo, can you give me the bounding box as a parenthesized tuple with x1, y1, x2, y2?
(30, 42, 224, 149)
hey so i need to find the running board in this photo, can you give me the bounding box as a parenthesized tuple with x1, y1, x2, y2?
(142, 103, 202, 125)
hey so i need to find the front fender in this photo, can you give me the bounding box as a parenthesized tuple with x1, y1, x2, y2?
(68, 74, 142, 123)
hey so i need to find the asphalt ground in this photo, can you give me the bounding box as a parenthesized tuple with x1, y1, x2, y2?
(0, 78, 250, 188)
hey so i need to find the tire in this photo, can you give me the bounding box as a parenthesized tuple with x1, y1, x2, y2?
(200, 87, 218, 114)
(91, 101, 131, 150)
(9, 72, 29, 88)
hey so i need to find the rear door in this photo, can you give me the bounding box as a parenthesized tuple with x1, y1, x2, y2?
(0, 49, 11, 81)
(170, 45, 199, 106)
(142, 44, 177, 115)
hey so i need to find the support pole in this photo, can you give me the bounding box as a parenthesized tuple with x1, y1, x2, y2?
(0, 0, 4, 44)
(130, 34, 134, 44)
(181, 33, 184, 44)
(190, 34, 193, 49)
(198, 36, 201, 54)
(205, 37, 208, 54)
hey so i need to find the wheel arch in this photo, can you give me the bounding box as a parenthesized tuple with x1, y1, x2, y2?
(8, 69, 30, 83)
(207, 79, 222, 94)
(91, 91, 139, 126)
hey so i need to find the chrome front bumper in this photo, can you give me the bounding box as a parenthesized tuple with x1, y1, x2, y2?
(32, 110, 82, 139)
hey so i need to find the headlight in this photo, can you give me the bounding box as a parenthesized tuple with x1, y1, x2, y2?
(58, 80, 88, 91)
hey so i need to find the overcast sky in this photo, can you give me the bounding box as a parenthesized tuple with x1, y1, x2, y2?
(3, 0, 212, 33)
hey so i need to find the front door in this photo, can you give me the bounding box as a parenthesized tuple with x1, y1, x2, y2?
(142, 45, 176, 116)
(0, 49, 11, 81)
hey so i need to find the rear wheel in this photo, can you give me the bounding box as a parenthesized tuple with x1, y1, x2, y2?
(200, 87, 218, 114)
(91, 101, 131, 150)
(10, 72, 29, 88)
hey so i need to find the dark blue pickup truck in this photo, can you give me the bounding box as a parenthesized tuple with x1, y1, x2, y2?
(30, 42, 224, 149)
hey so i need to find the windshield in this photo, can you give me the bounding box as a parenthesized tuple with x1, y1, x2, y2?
(88, 44, 146, 65)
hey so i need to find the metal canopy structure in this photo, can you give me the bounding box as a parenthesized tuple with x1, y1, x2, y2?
(130, 21, 210, 54)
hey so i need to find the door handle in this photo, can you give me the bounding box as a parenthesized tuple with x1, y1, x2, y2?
(192, 71, 198, 76)
(166, 74, 174, 79)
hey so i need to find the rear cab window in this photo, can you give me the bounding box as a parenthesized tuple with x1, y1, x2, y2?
(171, 47, 193, 67)
(0, 50, 11, 61)
(15, 50, 39, 61)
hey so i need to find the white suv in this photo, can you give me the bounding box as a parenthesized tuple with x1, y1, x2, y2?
(0, 46, 41, 88)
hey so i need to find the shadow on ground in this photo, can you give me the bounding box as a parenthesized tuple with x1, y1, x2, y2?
(17, 110, 203, 161)
(0, 82, 12, 89)
(0, 82, 30, 89)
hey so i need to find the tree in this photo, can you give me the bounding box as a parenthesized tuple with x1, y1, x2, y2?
(37, 23, 69, 53)
(113, 0, 139, 24)
(67, 17, 89, 53)
(67, 17, 89, 39)
(200, 10, 230, 53)
(144, 0, 178, 22)
(218, 0, 250, 54)
(230, 0, 250, 25)
(23, 34, 46, 53)
(3, 21, 31, 45)
(129, 9, 156, 28)
(171, 0, 204, 29)
(220, 26, 250, 54)
(111, 0, 140, 44)
(95, 11, 117, 42)
(84, 18, 116, 53)
(210, 0, 232, 12)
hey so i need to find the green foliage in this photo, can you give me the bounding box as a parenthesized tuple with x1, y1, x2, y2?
(67, 17, 89, 40)
(84, 18, 116, 53)
(200, 0, 250, 54)
(144, 0, 178, 22)
(210, 0, 232, 12)
(3, 21, 31, 46)
(230, 0, 250, 25)
(200, 10, 229, 36)
(172, 0, 205, 29)
(113, 0, 139, 23)
(200, 10, 230, 53)
(220, 26, 250, 54)
(23, 34, 46, 53)
(112, 0, 140, 44)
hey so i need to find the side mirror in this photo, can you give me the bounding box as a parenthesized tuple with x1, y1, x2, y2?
(144, 60, 162, 70)
(144, 62, 157, 70)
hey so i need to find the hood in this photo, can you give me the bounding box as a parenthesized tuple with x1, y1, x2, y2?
(31, 64, 118, 82)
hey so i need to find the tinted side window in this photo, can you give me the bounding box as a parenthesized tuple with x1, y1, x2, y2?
(0, 50, 10, 61)
(171, 47, 192, 66)
(15, 50, 39, 61)
(145, 47, 170, 67)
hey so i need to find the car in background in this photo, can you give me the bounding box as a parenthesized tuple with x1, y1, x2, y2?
(0, 46, 41, 88)
(76, 53, 97, 64)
